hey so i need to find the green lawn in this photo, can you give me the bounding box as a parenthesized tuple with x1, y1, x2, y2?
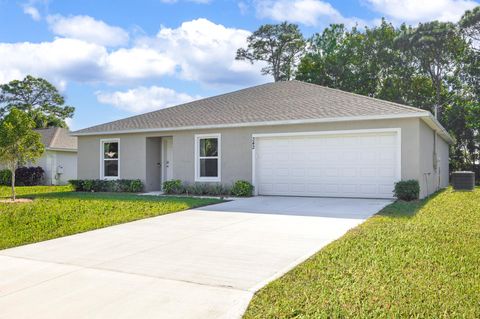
(0, 185, 221, 250)
(244, 188, 480, 318)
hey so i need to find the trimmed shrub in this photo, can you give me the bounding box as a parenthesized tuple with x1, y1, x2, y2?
(122, 179, 143, 192)
(184, 183, 230, 196)
(0, 169, 12, 186)
(230, 180, 254, 197)
(394, 180, 420, 201)
(162, 179, 184, 194)
(15, 166, 44, 186)
(163, 180, 254, 197)
(69, 179, 144, 193)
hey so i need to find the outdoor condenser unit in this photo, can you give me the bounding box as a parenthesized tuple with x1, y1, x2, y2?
(451, 171, 475, 191)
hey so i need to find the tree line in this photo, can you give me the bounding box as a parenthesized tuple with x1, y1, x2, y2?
(236, 7, 480, 172)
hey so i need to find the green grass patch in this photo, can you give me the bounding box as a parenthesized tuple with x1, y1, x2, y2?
(244, 188, 480, 318)
(0, 186, 221, 250)
(0, 185, 74, 198)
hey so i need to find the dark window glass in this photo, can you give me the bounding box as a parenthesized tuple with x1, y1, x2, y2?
(199, 138, 218, 157)
(200, 158, 218, 177)
(104, 160, 118, 177)
(104, 142, 118, 159)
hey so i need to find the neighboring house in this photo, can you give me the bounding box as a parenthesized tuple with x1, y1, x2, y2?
(72, 81, 453, 199)
(34, 128, 78, 185)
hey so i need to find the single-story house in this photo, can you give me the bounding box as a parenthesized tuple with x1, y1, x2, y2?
(72, 81, 453, 199)
(34, 127, 78, 185)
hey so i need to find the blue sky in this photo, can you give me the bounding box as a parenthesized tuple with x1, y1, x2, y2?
(0, 0, 477, 130)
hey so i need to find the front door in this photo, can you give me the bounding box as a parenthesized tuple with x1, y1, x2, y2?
(162, 137, 173, 184)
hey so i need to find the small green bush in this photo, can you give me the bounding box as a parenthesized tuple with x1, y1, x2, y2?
(184, 183, 230, 196)
(69, 179, 144, 193)
(394, 180, 420, 201)
(163, 180, 254, 197)
(230, 180, 254, 197)
(127, 179, 143, 192)
(0, 169, 12, 186)
(162, 179, 184, 194)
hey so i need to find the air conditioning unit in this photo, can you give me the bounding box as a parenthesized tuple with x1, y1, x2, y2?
(451, 171, 475, 191)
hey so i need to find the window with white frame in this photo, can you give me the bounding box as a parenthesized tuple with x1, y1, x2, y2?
(101, 139, 119, 179)
(195, 134, 220, 182)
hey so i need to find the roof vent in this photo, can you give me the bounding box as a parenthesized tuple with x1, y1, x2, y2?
(451, 171, 475, 191)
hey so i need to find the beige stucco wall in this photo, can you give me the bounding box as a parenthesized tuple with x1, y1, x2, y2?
(78, 118, 449, 197)
(173, 118, 422, 185)
(78, 119, 412, 189)
(418, 120, 450, 197)
(78, 135, 147, 181)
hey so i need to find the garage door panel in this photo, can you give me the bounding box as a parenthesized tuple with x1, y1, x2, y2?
(256, 131, 399, 199)
(342, 168, 357, 177)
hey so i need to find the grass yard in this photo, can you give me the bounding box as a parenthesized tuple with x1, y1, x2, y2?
(0, 185, 221, 250)
(244, 188, 480, 318)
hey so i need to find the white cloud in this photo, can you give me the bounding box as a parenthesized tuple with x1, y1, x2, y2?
(96, 86, 199, 113)
(0, 38, 107, 86)
(104, 48, 176, 80)
(0, 17, 266, 89)
(142, 18, 267, 86)
(364, 0, 479, 23)
(0, 38, 176, 86)
(253, 0, 367, 27)
(47, 15, 129, 46)
(23, 5, 41, 21)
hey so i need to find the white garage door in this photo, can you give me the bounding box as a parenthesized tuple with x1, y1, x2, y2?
(254, 130, 400, 199)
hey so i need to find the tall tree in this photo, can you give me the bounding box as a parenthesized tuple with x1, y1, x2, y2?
(236, 22, 306, 81)
(460, 6, 480, 46)
(0, 75, 75, 128)
(0, 108, 44, 201)
(295, 16, 478, 173)
(394, 21, 466, 118)
(296, 21, 436, 109)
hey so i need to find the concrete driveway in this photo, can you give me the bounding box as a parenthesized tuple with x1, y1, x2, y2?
(0, 196, 391, 319)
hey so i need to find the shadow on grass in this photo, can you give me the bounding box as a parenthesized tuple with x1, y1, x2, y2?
(377, 188, 446, 219)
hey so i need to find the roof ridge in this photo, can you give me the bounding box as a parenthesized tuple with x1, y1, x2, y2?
(291, 80, 429, 114)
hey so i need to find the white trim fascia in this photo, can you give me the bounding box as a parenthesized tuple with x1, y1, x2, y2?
(72, 113, 428, 136)
(194, 133, 221, 183)
(251, 128, 402, 195)
(100, 138, 120, 180)
(46, 147, 77, 153)
(396, 128, 402, 181)
(252, 127, 401, 138)
(251, 136, 258, 195)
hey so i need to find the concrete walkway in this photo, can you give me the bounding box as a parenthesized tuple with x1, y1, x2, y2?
(0, 196, 391, 319)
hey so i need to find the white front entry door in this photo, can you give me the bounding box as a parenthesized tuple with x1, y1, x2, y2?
(254, 130, 400, 199)
(162, 137, 173, 183)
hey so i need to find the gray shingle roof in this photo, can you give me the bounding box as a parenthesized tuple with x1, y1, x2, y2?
(73, 80, 428, 135)
(35, 127, 77, 150)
